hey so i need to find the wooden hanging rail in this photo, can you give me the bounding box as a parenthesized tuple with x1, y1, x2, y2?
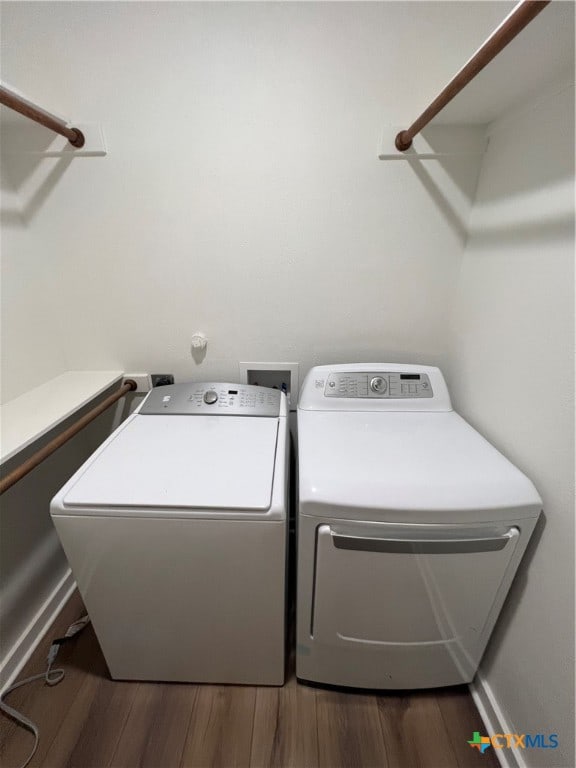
(0, 85, 86, 148)
(0, 379, 137, 496)
(395, 0, 551, 152)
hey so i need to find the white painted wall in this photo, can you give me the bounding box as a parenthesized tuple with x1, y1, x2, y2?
(447, 82, 575, 767)
(0, 202, 69, 402)
(0, 1, 513, 402)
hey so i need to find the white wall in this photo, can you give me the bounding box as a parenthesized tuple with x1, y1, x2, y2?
(447, 82, 575, 767)
(0, 1, 512, 401)
(0, 196, 69, 402)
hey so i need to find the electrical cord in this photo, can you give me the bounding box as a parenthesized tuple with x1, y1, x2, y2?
(0, 614, 90, 768)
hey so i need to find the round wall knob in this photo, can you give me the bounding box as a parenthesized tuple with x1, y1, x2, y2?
(203, 390, 218, 404)
(370, 376, 387, 393)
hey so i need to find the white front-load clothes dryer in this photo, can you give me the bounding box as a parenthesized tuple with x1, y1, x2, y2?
(296, 364, 541, 689)
(51, 382, 288, 685)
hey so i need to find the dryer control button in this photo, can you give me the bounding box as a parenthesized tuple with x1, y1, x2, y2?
(203, 390, 218, 404)
(370, 376, 387, 394)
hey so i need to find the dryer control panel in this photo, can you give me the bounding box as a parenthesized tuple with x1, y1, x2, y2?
(298, 364, 452, 412)
(324, 372, 433, 399)
(139, 382, 283, 417)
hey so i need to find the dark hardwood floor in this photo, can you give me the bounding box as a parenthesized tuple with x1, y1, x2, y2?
(1, 592, 499, 768)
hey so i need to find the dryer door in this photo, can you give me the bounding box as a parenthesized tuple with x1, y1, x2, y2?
(311, 521, 520, 685)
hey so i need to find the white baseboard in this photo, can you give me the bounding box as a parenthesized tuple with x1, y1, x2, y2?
(470, 673, 526, 768)
(0, 569, 75, 693)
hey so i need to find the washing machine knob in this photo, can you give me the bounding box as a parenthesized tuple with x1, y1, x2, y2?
(203, 390, 218, 404)
(370, 376, 387, 394)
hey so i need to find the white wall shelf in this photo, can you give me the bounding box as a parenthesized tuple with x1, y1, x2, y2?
(0, 371, 124, 466)
(0, 121, 107, 157)
(0, 82, 107, 156)
(378, 1, 572, 160)
(378, 125, 487, 160)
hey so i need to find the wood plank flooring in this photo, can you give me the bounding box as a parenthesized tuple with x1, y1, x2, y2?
(1, 592, 499, 768)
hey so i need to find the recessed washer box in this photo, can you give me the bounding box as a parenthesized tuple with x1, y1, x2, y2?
(239, 362, 299, 408)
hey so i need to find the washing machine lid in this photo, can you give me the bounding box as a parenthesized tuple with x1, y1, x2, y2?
(62, 414, 279, 512)
(298, 411, 542, 524)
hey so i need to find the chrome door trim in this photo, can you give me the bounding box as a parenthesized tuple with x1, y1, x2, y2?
(331, 527, 519, 554)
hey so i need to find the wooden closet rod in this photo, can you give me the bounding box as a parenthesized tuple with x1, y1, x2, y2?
(0, 85, 86, 148)
(395, 0, 551, 152)
(0, 379, 137, 496)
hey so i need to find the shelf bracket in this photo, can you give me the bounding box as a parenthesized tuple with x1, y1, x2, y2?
(378, 125, 487, 160)
(0, 83, 106, 156)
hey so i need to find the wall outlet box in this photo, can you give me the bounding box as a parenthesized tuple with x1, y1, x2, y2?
(123, 373, 152, 393)
(151, 374, 175, 387)
(239, 362, 300, 409)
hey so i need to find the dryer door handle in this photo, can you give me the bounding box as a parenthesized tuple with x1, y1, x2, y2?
(330, 527, 519, 554)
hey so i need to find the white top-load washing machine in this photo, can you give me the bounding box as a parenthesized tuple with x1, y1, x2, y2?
(296, 364, 541, 689)
(51, 382, 288, 685)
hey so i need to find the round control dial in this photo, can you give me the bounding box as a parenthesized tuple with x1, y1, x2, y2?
(370, 376, 387, 394)
(203, 390, 218, 404)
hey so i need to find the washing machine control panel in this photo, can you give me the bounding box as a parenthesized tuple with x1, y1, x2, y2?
(139, 382, 282, 416)
(324, 372, 433, 399)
